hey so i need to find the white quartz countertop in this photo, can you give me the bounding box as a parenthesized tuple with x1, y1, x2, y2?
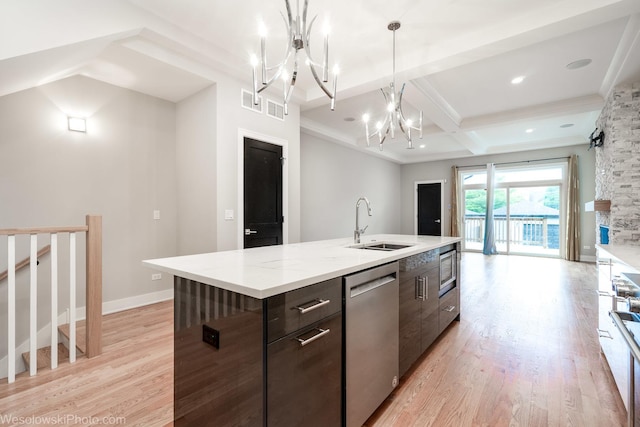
(143, 234, 461, 299)
(596, 244, 640, 272)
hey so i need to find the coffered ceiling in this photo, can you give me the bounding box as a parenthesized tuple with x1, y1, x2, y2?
(1, 0, 639, 163)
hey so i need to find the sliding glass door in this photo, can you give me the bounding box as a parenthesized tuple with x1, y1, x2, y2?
(461, 163, 565, 257)
(503, 185, 560, 256)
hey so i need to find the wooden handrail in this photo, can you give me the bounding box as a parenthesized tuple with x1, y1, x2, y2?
(0, 226, 88, 236)
(0, 244, 51, 282)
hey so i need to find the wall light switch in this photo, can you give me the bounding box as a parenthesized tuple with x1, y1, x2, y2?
(153, 210, 160, 220)
(224, 209, 234, 220)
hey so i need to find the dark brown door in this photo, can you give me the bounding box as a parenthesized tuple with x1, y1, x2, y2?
(244, 137, 283, 248)
(417, 183, 442, 236)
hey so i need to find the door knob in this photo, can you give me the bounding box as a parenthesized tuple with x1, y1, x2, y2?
(244, 229, 258, 235)
(434, 219, 441, 223)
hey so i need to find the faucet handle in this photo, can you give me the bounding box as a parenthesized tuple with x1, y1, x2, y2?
(361, 225, 369, 234)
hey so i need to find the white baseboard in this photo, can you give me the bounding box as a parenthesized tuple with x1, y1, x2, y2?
(70, 288, 174, 321)
(580, 255, 597, 263)
(0, 288, 174, 380)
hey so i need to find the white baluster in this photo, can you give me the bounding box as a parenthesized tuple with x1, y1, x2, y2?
(7, 235, 16, 383)
(29, 234, 37, 376)
(50, 234, 58, 369)
(69, 232, 76, 363)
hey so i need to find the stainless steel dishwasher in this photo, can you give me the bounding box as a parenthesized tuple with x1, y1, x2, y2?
(344, 261, 399, 427)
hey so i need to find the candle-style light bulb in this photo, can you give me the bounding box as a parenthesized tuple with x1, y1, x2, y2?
(250, 54, 259, 105)
(259, 22, 267, 85)
(331, 64, 339, 111)
(322, 20, 330, 82)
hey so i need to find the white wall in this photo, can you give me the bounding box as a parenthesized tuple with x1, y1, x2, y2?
(0, 75, 177, 356)
(300, 133, 402, 241)
(176, 76, 302, 254)
(401, 145, 597, 259)
(216, 80, 302, 250)
(176, 85, 218, 254)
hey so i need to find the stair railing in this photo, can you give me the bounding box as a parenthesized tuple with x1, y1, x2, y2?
(0, 215, 102, 384)
(0, 244, 51, 283)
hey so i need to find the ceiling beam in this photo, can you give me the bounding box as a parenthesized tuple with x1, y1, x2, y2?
(600, 13, 640, 97)
(459, 94, 604, 131)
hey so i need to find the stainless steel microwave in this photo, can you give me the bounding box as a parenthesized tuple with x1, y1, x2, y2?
(439, 250, 457, 295)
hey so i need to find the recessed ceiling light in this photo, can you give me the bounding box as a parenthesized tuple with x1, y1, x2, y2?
(511, 75, 525, 85)
(560, 123, 574, 128)
(344, 117, 355, 122)
(419, 144, 426, 149)
(525, 128, 534, 133)
(566, 59, 592, 70)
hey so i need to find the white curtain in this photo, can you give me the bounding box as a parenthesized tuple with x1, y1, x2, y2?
(483, 163, 498, 255)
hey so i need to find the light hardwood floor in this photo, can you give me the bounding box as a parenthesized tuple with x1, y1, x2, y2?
(366, 253, 626, 427)
(0, 253, 627, 426)
(0, 302, 174, 426)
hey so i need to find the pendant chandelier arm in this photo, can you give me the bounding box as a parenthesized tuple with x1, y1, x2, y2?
(253, 0, 337, 112)
(303, 9, 336, 108)
(397, 84, 424, 135)
(361, 21, 423, 150)
(257, 11, 295, 95)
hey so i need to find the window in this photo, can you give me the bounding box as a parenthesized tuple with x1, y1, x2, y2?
(460, 162, 566, 257)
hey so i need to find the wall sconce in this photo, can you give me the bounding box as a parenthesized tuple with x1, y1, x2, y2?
(587, 128, 604, 150)
(68, 117, 87, 133)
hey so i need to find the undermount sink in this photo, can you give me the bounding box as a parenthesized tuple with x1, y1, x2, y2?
(354, 242, 413, 251)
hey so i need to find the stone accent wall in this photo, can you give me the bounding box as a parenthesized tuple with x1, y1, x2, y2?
(595, 81, 640, 244)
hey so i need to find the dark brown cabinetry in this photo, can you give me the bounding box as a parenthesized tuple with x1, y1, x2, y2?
(266, 277, 342, 427)
(173, 278, 264, 427)
(399, 249, 439, 377)
(399, 243, 460, 378)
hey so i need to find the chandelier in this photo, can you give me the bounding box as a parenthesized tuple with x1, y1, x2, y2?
(363, 21, 423, 150)
(250, 0, 338, 115)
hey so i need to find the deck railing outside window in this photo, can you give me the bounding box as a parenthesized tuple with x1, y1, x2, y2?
(464, 215, 559, 253)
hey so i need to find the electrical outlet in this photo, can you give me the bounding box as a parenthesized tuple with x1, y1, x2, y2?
(151, 273, 162, 281)
(202, 324, 220, 349)
(583, 245, 590, 250)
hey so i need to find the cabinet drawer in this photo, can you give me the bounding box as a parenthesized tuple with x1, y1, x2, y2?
(267, 277, 341, 342)
(267, 313, 342, 427)
(439, 286, 459, 333)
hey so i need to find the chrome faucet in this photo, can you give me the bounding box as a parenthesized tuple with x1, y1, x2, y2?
(354, 197, 373, 243)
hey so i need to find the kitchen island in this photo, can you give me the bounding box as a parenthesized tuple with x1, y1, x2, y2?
(144, 234, 461, 427)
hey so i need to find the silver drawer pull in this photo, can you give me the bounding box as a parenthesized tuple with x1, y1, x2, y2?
(597, 328, 613, 339)
(443, 305, 456, 312)
(296, 328, 330, 347)
(296, 298, 330, 314)
(415, 276, 427, 301)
